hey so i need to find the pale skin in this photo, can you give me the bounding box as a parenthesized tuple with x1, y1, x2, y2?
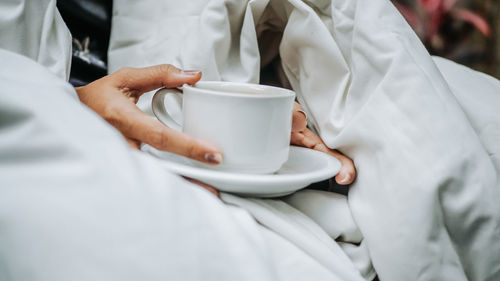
(76, 64, 356, 196)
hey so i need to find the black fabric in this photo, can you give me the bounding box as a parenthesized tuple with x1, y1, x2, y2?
(57, 0, 113, 86)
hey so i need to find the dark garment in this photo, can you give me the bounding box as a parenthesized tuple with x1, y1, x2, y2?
(57, 0, 113, 86)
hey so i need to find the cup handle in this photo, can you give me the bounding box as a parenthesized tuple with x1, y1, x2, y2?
(152, 88, 183, 131)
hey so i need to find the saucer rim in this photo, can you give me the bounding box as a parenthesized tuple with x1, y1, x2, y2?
(144, 145, 341, 185)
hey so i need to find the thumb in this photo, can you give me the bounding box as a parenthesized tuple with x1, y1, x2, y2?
(292, 102, 307, 132)
(112, 64, 202, 95)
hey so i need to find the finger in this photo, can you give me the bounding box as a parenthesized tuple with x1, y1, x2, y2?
(184, 177, 220, 197)
(290, 131, 305, 146)
(301, 129, 356, 185)
(108, 105, 223, 164)
(313, 143, 356, 185)
(125, 137, 141, 150)
(112, 64, 202, 94)
(300, 129, 325, 148)
(334, 156, 356, 185)
(291, 131, 318, 149)
(292, 110, 307, 132)
(293, 102, 303, 112)
(292, 102, 307, 132)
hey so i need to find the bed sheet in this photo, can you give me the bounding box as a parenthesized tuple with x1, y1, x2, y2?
(109, 0, 500, 280)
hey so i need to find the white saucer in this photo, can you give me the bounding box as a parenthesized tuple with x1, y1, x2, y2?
(143, 145, 341, 197)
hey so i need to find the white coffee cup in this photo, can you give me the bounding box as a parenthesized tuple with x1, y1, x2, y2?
(152, 81, 296, 174)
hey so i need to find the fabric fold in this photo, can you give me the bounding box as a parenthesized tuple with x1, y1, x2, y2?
(0, 0, 71, 80)
(222, 192, 374, 280)
(109, 0, 500, 280)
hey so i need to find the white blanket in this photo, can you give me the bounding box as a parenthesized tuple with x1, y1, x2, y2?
(0, 0, 71, 80)
(1, 48, 365, 280)
(0, 1, 370, 280)
(109, 0, 500, 280)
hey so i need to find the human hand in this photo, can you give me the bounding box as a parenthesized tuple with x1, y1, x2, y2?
(184, 178, 220, 198)
(75, 64, 223, 165)
(291, 102, 356, 185)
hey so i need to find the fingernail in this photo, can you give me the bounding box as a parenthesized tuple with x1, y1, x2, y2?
(297, 109, 307, 121)
(339, 173, 352, 184)
(204, 153, 223, 164)
(181, 70, 201, 76)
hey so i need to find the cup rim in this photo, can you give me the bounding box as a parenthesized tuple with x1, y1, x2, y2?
(183, 81, 295, 99)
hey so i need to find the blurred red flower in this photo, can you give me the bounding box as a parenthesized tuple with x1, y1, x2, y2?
(394, 0, 490, 50)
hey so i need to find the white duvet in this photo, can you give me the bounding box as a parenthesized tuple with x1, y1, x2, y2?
(109, 0, 500, 280)
(0, 1, 366, 281)
(0, 49, 359, 280)
(1, 0, 499, 280)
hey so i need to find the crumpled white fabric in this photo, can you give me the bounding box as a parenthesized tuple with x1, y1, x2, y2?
(283, 190, 374, 279)
(109, 0, 500, 280)
(0, 0, 71, 80)
(0, 1, 376, 280)
(0, 46, 361, 281)
(222, 191, 376, 280)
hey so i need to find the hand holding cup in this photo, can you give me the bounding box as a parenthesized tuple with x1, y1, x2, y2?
(153, 81, 296, 174)
(75, 64, 223, 165)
